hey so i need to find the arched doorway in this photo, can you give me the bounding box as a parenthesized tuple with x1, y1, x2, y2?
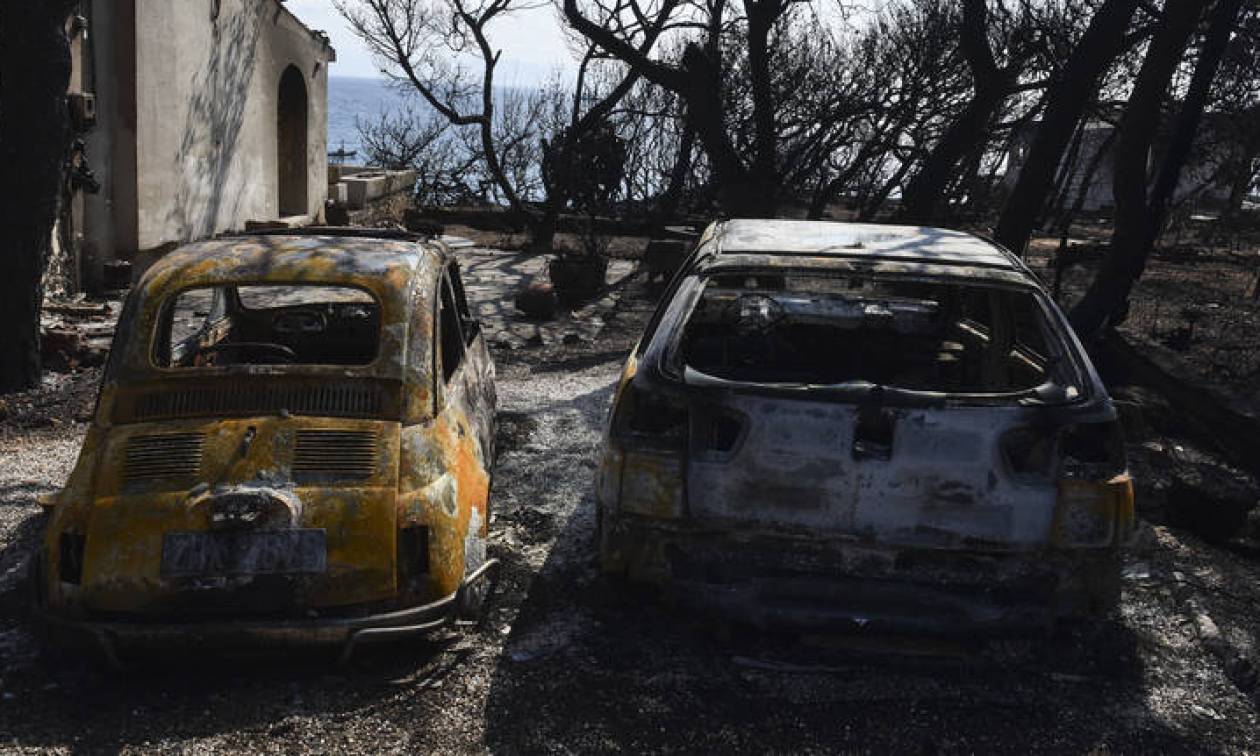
(277, 65, 308, 216)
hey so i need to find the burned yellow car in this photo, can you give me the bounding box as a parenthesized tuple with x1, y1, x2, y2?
(35, 229, 496, 662)
(597, 220, 1134, 634)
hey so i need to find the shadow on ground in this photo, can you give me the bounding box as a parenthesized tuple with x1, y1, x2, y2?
(0, 598, 466, 752)
(482, 499, 1199, 754)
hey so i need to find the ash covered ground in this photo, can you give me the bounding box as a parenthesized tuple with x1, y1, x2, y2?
(1, 248, 1259, 754)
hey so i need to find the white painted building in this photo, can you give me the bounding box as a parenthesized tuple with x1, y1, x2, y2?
(1002, 115, 1243, 214)
(68, 0, 335, 290)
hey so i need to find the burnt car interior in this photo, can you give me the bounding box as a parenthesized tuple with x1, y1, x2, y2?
(676, 272, 1071, 395)
(155, 285, 381, 368)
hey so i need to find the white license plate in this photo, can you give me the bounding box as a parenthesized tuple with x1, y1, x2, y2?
(161, 530, 327, 577)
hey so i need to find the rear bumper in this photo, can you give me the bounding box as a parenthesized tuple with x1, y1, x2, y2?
(37, 560, 498, 666)
(601, 516, 1119, 635)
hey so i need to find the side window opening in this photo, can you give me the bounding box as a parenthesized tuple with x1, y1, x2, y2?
(636, 239, 708, 356)
(438, 272, 466, 384)
(447, 263, 478, 343)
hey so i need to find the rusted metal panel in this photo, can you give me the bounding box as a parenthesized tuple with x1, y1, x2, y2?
(48, 414, 402, 614)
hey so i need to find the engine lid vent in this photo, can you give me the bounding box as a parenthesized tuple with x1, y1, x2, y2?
(124, 433, 205, 483)
(293, 430, 378, 481)
(132, 383, 383, 422)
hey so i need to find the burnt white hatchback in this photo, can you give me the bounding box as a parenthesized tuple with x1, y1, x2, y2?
(596, 219, 1133, 633)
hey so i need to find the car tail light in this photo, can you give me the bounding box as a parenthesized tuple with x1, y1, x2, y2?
(59, 532, 86, 584)
(397, 524, 430, 594)
(618, 451, 686, 518)
(1056, 475, 1135, 547)
(399, 525, 429, 572)
(612, 387, 688, 450)
(610, 386, 688, 518)
(1054, 420, 1133, 547)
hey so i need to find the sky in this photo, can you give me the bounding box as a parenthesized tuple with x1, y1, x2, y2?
(286, 0, 575, 85)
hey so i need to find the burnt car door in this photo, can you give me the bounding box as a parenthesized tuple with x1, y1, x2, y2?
(426, 263, 494, 590)
(447, 261, 495, 463)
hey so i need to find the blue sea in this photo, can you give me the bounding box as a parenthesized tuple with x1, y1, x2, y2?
(328, 76, 537, 164)
(327, 76, 408, 162)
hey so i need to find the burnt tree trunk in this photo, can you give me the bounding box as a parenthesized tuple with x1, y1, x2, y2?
(899, 95, 1008, 223)
(859, 157, 914, 221)
(899, 0, 1017, 225)
(744, 0, 780, 215)
(1070, 0, 1237, 338)
(1040, 116, 1088, 229)
(530, 197, 562, 251)
(677, 36, 772, 217)
(682, 57, 767, 217)
(0, 1, 76, 393)
(807, 135, 889, 220)
(993, 0, 1140, 255)
(654, 120, 696, 223)
(565, 0, 785, 218)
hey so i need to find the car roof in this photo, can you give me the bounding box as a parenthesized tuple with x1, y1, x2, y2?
(137, 231, 445, 295)
(708, 219, 1021, 272)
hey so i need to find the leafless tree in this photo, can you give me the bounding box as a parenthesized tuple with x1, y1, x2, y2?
(1211, 8, 1260, 218)
(356, 103, 494, 206)
(897, 0, 1042, 224)
(1071, 0, 1248, 337)
(336, 0, 546, 219)
(993, 0, 1143, 255)
(534, 0, 679, 247)
(357, 104, 451, 171)
(340, 0, 676, 246)
(565, 0, 822, 216)
(807, 0, 968, 220)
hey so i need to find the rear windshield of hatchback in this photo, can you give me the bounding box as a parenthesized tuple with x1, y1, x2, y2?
(673, 272, 1079, 396)
(154, 284, 381, 368)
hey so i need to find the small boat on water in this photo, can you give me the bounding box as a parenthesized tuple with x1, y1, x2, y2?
(328, 141, 357, 164)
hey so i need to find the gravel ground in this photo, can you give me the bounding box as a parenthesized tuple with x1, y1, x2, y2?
(1, 255, 1259, 753)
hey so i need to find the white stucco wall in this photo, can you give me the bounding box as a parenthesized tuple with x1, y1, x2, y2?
(81, 2, 132, 289)
(1003, 121, 1237, 213)
(132, 0, 332, 249)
